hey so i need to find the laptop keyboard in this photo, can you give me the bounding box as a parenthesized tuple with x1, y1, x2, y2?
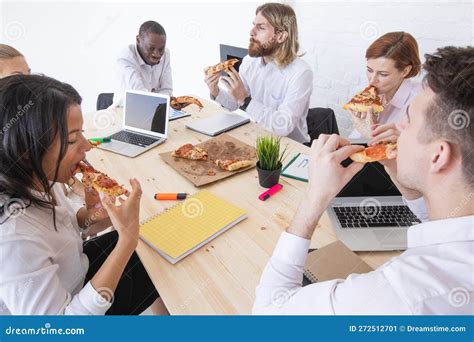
(334, 205, 421, 228)
(109, 130, 160, 147)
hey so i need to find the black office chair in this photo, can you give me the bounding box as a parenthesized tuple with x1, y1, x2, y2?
(96, 93, 114, 110)
(305, 107, 340, 146)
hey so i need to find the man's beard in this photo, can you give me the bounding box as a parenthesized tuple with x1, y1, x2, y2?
(248, 37, 279, 57)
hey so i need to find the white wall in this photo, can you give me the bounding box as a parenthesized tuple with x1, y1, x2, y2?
(1, 0, 473, 136)
(293, 0, 473, 135)
(1, 0, 263, 112)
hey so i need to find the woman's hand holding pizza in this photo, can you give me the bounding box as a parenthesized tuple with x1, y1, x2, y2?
(368, 122, 400, 146)
(103, 178, 142, 247)
(84, 186, 109, 223)
(348, 106, 379, 138)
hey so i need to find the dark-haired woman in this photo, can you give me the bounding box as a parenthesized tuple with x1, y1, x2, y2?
(348, 32, 422, 144)
(0, 75, 167, 315)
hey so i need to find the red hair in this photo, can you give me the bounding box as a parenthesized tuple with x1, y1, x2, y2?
(366, 32, 421, 78)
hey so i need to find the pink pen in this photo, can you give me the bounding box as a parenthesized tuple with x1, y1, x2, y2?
(259, 184, 283, 201)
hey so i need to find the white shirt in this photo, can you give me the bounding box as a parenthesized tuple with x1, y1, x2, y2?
(349, 79, 422, 139)
(253, 203, 474, 315)
(215, 55, 313, 143)
(0, 184, 112, 315)
(404, 196, 429, 222)
(112, 44, 173, 107)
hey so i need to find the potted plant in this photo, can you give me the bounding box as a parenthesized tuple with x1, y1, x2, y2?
(255, 135, 287, 188)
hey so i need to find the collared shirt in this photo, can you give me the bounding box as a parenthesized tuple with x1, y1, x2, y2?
(253, 203, 474, 315)
(0, 184, 112, 315)
(349, 79, 422, 139)
(215, 55, 313, 143)
(404, 196, 429, 222)
(112, 44, 173, 107)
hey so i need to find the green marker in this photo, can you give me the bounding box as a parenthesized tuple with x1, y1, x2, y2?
(89, 137, 111, 143)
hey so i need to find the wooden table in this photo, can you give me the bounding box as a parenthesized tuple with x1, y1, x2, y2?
(84, 98, 399, 314)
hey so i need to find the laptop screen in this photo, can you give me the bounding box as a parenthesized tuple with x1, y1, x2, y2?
(124, 91, 168, 136)
(337, 150, 402, 198)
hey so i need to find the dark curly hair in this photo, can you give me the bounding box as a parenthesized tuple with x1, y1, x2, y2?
(420, 46, 474, 185)
(0, 74, 82, 227)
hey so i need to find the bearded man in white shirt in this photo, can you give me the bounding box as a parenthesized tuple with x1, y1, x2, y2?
(204, 3, 313, 144)
(112, 21, 173, 107)
(253, 46, 473, 315)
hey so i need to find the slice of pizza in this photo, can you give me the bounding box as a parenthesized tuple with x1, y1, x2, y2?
(170, 96, 204, 111)
(343, 86, 384, 113)
(171, 144, 208, 161)
(206, 58, 239, 76)
(350, 143, 397, 163)
(74, 162, 128, 196)
(215, 159, 253, 171)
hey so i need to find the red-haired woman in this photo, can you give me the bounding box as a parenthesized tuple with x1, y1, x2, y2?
(349, 32, 421, 145)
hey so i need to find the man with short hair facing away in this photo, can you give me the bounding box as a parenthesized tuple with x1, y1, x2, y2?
(112, 21, 172, 107)
(204, 3, 313, 144)
(253, 46, 473, 315)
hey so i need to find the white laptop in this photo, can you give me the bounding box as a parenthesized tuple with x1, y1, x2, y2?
(185, 112, 250, 136)
(99, 90, 169, 158)
(327, 154, 421, 251)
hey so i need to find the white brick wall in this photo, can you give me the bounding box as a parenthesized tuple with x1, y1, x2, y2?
(1, 0, 472, 137)
(293, 0, 473, 136)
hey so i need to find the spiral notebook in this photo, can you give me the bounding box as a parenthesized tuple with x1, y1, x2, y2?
(304, 240, 373, 284)
(139, 190, 247, 264)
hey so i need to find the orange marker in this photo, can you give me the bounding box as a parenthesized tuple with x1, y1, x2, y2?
(154, 193, 188, 200)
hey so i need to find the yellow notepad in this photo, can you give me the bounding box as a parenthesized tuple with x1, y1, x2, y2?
(139, 190, 247, 264)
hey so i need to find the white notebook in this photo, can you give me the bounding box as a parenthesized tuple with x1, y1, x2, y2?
(281, 153, 309, 182)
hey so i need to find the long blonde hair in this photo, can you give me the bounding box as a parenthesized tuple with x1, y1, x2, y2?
(256, 3, 300, 67)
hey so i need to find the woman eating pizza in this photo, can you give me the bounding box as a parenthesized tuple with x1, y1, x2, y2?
(0, 75, 167, 315)
(346, 31, 422, 144)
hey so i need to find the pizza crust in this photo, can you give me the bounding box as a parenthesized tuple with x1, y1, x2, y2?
(215, 159, 252, 171)
(342, 102, 384, 113)
(206, 58, 239, 76)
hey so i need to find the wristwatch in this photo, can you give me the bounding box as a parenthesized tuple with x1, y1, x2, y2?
(239, 96, 252, 111)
